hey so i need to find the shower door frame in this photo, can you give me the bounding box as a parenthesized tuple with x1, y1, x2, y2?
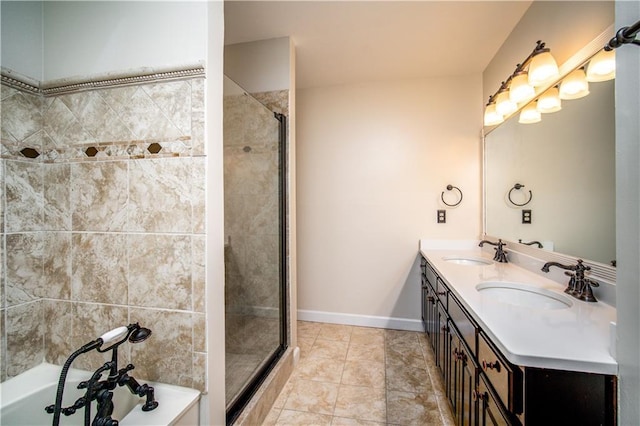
(225, 112, 288, 425)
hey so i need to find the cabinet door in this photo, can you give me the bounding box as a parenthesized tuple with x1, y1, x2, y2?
(436, 302, 451, 394)
(477, 374, 513, 426)
(450, 325, 477, 426)
(423, 283, 438, 344)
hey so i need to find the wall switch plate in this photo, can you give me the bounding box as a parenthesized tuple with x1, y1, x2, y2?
(437, 210, 446, 224)
(522, 209, 532, 224)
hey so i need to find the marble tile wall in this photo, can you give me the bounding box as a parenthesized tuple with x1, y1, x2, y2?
(224, 91, 285, 316)
(0, 76, 207, 388)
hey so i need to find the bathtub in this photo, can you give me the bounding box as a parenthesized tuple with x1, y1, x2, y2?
(0, 363, 200, 426)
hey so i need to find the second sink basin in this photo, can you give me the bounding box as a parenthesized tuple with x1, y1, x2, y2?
(476, 281, 573, 310)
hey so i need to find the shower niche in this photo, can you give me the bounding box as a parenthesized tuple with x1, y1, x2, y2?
(223, 76, 288, 422)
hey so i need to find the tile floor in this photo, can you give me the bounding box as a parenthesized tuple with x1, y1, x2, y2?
(263, 321, 455, 425)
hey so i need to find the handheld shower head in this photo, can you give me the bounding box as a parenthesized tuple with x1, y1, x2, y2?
(99, 326, 129, 348)
(96, 323, 152, 352)
(129, 326, 152, 343)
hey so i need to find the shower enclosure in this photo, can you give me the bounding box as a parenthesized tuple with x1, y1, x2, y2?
(223, 76, 287, 422)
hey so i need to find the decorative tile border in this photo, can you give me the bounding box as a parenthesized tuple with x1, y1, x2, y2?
(1, 63, 205, 97)
(2, 136, 194, 163)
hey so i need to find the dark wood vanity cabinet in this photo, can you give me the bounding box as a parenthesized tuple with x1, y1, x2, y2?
(450, 323, 478, 426)
(419, 255, 617, 426)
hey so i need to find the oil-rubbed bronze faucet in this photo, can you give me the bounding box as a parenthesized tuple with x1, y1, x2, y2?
(479, 239, 508, 263)
(541, 259, 600, 302)
(518, 239, 543, 249)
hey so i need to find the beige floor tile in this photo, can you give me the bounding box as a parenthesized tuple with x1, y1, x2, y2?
(298, 321, 322, 341)
(309, 338, 349, 360)
(385, 343, 426, 369)
(276, 409, 333, 426)
(273, 378, 296, 409)
(330, 416, 385, 426)
(317, 323, 353, 342)
(298, 337, 316, 359)
(350, 327, 385, 346)
(346, 342, 385, 363)
(341, 359, 385, 388)
(263, 407, 282, 425)
(267, 321, 455, 426)
(386, 390, 442, 425)
(333, 385, 386, 423)
(284, 379, 340, 415)
(386, 363, 432, 393)
(295, 356, 345, 383)
(384, 330, 420, 346)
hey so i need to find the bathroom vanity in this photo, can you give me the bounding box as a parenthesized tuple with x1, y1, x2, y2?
(419, 243, 617, 426)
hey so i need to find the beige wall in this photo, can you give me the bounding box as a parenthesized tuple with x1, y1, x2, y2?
(297, 76, 482, 326)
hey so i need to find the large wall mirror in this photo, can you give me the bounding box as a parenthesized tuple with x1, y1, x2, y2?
(484, 42, 616, 267)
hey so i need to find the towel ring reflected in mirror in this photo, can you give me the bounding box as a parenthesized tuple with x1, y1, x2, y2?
(441, 184, 463, 207)
(508, 183, 533, 207)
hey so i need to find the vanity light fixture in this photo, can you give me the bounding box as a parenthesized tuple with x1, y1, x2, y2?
(589, 18, 640, 82)
(509, 71, 536, 104)
(483, 103, 504, 126)
(519, 102, 541, 124)
(559, 68, 590, 100)
(586, 49, 616, 82)
(484, 41, 557, 126)
(536, 86, 562, 113)
(527, 46, 560, 87)
(495, 89, 518, 116)
(486, 19, 639, 128)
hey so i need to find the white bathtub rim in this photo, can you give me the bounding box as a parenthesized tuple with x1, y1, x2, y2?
(0, 362, 201, 426)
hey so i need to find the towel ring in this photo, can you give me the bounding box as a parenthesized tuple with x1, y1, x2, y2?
(441, 184, 463, 207)
(508, 183, 532, 207)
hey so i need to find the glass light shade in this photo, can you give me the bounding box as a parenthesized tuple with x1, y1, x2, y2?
(495, 91, 517, 116)
(528, 51, 560, 87)
(484, 104, 504, 126)
(586, 49, 615, 82)
(536, 87, 562, 113)
(509, 73, 535, 104)
(559, 69, 590, 100)
(519, 102, 541, 124)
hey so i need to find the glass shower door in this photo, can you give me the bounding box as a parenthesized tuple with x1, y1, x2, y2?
(223, 76, 286, 421)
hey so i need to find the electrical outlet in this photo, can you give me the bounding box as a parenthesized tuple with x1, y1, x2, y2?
(522, 209, 532, 224)
(437, 210, 446, 224)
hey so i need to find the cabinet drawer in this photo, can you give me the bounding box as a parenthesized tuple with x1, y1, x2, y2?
(435, 277, 448, 308)
(425, 263, 438, 289)
(448, 296, 477, 356)
(478, 332, 522, 414)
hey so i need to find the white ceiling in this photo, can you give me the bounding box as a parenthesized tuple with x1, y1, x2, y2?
(224, 1, 533, 89)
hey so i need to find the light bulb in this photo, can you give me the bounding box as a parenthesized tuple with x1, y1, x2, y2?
(586, 49, 615, 82)
(519, 102, 541, 124)
(528, 51, 560, 87)
(484, 104, 504, 126)
(509, 72, 535, 104)
(559, 69, 590, 100)
(536, 87, 562, 113)
(495, 90, 517, 116)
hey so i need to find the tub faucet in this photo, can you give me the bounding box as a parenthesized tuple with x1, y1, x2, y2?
(479, 239, 508, 263)
(541, 259, 599, 302)
(46, 323, 158, 426)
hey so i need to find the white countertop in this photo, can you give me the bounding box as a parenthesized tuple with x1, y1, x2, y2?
(420, 244, 617, 375)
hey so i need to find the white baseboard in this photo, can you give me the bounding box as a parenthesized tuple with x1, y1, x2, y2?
(297, 309, 423, 332)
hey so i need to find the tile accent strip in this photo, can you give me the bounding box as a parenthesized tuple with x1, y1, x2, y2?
(1, 63, 205, 97)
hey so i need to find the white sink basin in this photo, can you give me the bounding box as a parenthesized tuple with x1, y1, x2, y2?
(442, 256, 493, 266)
(476, 281, 573, 310)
